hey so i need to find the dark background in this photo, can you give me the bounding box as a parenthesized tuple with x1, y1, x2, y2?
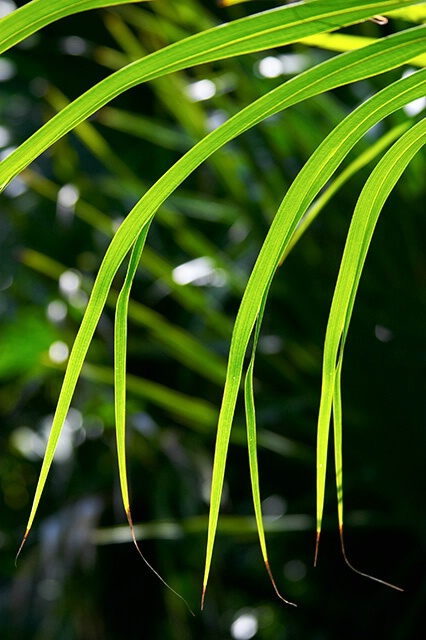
(1, 1, 425, 638)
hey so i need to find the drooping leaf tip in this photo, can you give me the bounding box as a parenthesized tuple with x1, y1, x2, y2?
(125, 507, 140, 551)
(339, 527, 404, 592)
(265, 560, 297, 607)
(201, 586, 206, 610)
(15, 528, 30, 566)
(314, 530, 321, 567)
(124, 507, 195, 615)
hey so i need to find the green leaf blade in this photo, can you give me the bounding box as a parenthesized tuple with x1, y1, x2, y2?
(204, 70, 426, 599)
(0, 0, 149, 55)
(2, 1, 422, 192)
(320, 117, 426, 589)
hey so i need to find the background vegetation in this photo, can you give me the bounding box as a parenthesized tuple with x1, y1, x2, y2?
(0, 0, 425, 638)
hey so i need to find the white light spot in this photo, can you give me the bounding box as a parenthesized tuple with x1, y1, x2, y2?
(11, 413, 82, 464)
(0, 1, 16, 18)
(186, 78, 216, 102)
(47, 300, 67, 322)
(258, 56, 283, 79)
(0, 125, 11, 147)
(0, 58, 16, 81)
(59, 269, 81, 296)
(58, 183, 79, 208)
(60, 36, 88, 56)
(10, 426, 45, 460)
(374, 324, 394, 343)
(57, 184, 79, 224)
(49, 341, 69, 363)
(401, 68, 422, 117)
(172, 256, 226, 287)
(257, 53, 308, 78)
(284, 559, 307, 582)
(401, 69, 425, 114)
(403, 96, 426, 117)
(281, 53, 309, 74)
(231, 612, 258, 640)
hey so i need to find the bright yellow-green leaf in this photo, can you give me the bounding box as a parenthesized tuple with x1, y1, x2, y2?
(1, 0, 420, 191)
(316, 117, 426, 589)
(7, 0, 425, 608)
(203, 67, 426, 606)
(0, 0, 150, 55)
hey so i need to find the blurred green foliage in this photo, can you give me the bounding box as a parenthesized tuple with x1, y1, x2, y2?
(0, 1, 425, 638)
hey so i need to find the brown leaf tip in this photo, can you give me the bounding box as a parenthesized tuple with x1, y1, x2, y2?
(339, 526, 404, 592)
(265, 560, 297, 607)
(314, 531, 321, 567)
(15, 529, 30, 567)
